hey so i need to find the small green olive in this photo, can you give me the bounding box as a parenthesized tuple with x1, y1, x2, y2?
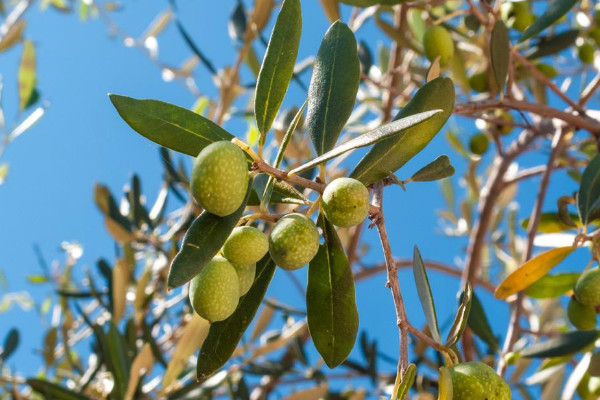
(232, 262, 256, 297)
(322, 177, 370, 228)
(222, 226, 269, 265)
(469, 133, 490, 155)
(450, 361, 511, 400)
(423, 25, 454, 67)
(567, 297, 597, 331)
(269, 213, 319, 270)
(469, 72, 489, 93)
(578, 41, 595, 64)
(574, 268, 600, 307)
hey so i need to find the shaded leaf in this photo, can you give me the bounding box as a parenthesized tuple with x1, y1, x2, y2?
(290, 110, 442, 175)
(522, 331, 598, 358)
(307, 214, 359, 368)
(109, 95, 232, 157)
(578, 154, 600, 225)
(106, 323, 131, 399)
(1, 328, 19, 362)
(525, 273, 580, 299)
(197, 256, 276, 380)
(446, 282, 472, 347)
(467, 292, 499, 351)
(350, 77, 455, 185)
(495, 247, 575, 299)
(167, 179, 252, 288)
(527, 29, 579, 60)
(307, 21, 360, 156)
(42, 327, 57, 367)
(255, 0, 302, 135)
(412, 246, 441, 343)
(490, 20, 509, 93)
(27, 379, 91, 400)
(228, 1, 246, 42)
(409, 155, 455, 182)
(520, 0, 578, 42)
(18, 40, 36, 111)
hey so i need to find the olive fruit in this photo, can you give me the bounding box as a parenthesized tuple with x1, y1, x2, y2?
(535, 63, 558, 79)
(487, 111, 513, 136)
(567, 297, 597, 331)
(322, 177, 370, 228)
(232, 262, 256, 296)
(191, 141, 249, 217)
(469, 133, 489, 155)
(578, 41, 595, 64)
(469, 72, 489, 93)
(222, 226, 269, 265)
(189, 256, 240, 322)
(501, 1, 534, 32)
(423, 25, 454, 67)
(574, 268, 600, 307)
(269, 213, 319, 270)
(450, 361, 511, 400)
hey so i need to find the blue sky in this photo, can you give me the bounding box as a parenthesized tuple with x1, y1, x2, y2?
(0, 0, 593, 394)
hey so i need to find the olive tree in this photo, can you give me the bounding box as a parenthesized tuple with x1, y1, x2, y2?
(2, 0, 600, 399)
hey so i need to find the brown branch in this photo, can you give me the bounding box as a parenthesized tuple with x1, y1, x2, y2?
(580, 71, 600, 107)
(371, 181, 409, 375)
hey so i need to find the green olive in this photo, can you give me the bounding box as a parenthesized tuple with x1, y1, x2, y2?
(567, 297, 597, 331)
(450, 361, 511, 400)
(322, 177, 370, 227)
(269, 213, 320, 270)
(423, 25, 454, 67)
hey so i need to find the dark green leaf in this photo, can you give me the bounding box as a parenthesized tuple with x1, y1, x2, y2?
(197, 256, 276, 380)
(521, 330, 598, 358)
(519, 0, 578, 42)
(255, 0, 302, 135)
(525, 273, 580, 299)
(27, 379, 91, 400)
(466, 292, 498, 351)
(409, 155, 455, 182)
(445, 282, 472, 347)
(350, 77, 455, 185)
(307, 21, 360, 155)
(358, 40, 373, 75)
(578, 154, 600, 225)
(412, 246, 441, 343)
(307, 214, 359, 368)
(109, 94, 232, 157)
(228, 1, 247, 42)
(526, 29, 579, 60)
(1, 328, 19, 361)
(94, 183, 133, 234)
(290, 110, 442, 175)
(105, 323, 131, 399)
(490, 20, 509, 92)
(168, 179, 253, 288)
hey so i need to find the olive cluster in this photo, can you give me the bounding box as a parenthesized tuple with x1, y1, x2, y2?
(187, 141, 371, 322)
(568, 268, 600, 330)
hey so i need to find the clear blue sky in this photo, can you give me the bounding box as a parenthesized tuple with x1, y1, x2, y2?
(0, 0, 591, 392)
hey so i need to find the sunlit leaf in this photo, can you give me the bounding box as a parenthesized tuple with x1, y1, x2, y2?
(519, 0, 578, 42)
(18, 40, 36, 111)
(112, 259, 129, 323)
(307, 21, 360, 156)
(307, 214, 359, 368)
(412, 246, 442, 343)
(0, 20, 25, 53)
(438, 366, 453, 400)
(446, 282, 472, 347)
(125, 343, 154, 400)
(318, 0, 339, 24)
(495, 247, 576, 299)
(525, 273, 580, 299)
(394, 363, 417, 400)
(408, 155, 455, 183)
(521, 212, 580, 233)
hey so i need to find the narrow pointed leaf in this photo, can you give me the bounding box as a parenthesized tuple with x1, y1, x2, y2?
(106, 323, 131, 399)
(446, 282, 472, 347)
(307, 214, 359, 368)
(18, 40, 36, 111)
(495, 247, 575, 299)
(490, 20, 509, 92)
(394, 363, 417, 400)
(578, 154, 600, 225)
(255, 0, 302, 135)
(27, 379, 91, 400)
(109, 95, 232, 157)
(1, 328, 19, 361)
(409, 155, 455, 182)
(521, 331, 598, 358)
(437, 366, 453, 400)
(350, 77, 455, 185)
(467, 292, 498, 351)
(519, 0, 578, 42)
(289, 110, 442, 175)
(318, 0, 339, 23)
(197, 256, 276, 380)
(521, 212, 580, 234)
(168, 179, 253, 288)
(412, 246, 442, 343)
(527, 29, 579, 60)
(307, 21, 360, 155)
(338, 0, 405, 5)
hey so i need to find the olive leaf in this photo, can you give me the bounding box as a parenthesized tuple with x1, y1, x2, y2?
(521, 212, 580, 234)
(490, 20, 509, 93)
(393, 363, 417, 400)
(338, 0, 405, 6)
(525, 273, 580, 299)
(27, 379, 91, 400)
(526, 29, 579, 60)
(255, 0, 302, 135)
(521, 330, 599, 358)
(167, 179, 253, 289)
(467, 292, 499, 352)
(307, 21, 360, 156)
(197, 255, 276, 380)
(109, 95, 232, 157)
(495, 246, 576, 299)
(105, 322, 132, 399)
(437, 366, 453, 400)
(412, 245, 442, 343)
(289, 110, 442, 175)
(519, 0, 578, 42)
(350, 77, 455, 185)
(445, 282, 472, 347)
(307, 214, 359, 368)
(578, 154, 600, 225)
(18, 40, 35, 111)
(407, 155, 455, 183)
(0, 328, 19, 362)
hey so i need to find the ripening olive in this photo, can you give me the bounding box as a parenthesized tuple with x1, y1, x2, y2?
(469, 133, 489, 155)
(574, 268, 600, 307)
(222, 226, 269, 265)
(450, 361, 511, 400)
(469, 72, 489, 93)
(423, 25, 454, 67)
(232, 262, 256, 296)
(578, 41, 595, 64)
(269, 213, 319, 270)
(322, 178, 370, 228)
(567, 297, 597, 331)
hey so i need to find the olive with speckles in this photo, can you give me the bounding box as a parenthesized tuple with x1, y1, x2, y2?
(567, 297, 597, 331)
(232, 262, 256, 296)
(322, 177, 370, 227)
(268, 213, 319, 270)
(222, 226, 269, 265)
(450, 361, 511, 400)
(189, 256, 239, 322)
(574, 268, 600, 308)
(191, 141, 249, 217)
